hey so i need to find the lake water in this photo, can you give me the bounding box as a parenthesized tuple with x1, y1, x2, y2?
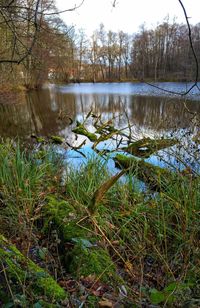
(0, 82, 200, 171)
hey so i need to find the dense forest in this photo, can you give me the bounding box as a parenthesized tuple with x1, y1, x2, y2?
(0, 0, 200, 90)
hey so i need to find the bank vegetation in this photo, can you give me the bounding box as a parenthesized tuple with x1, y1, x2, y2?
(0, 114, 199, 306)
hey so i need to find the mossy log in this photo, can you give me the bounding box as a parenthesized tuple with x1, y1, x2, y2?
(123, 137, 178, 158)
(31, 134, 46, 144)
(44, 196, 118, 283)
(44, 196, 89, 241)
(50, 135, 65, 144)
(0, 234, 67, 302)
(68, 243, 116, 283)
(114, 154, 175, 191)
(72, 122, 97, 142)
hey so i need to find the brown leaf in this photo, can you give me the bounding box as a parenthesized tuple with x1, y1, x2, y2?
(98, 299, 114, 307)
(111, 240, 120, 245)
(125, 260, 135, 277)
(59, 279, 78, 292)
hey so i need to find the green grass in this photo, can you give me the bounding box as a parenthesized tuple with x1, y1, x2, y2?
(0, 140, 199, 306)
(63, 155, 200, 306)
(0, 141, 62, 237)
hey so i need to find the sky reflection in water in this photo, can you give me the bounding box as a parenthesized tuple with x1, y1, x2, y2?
(0, 82, 199, 172)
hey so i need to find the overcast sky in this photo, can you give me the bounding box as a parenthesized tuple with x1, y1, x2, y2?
(55, 0, 200, 35)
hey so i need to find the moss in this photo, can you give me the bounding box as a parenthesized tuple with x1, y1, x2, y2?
(72, 122, 97, 142)
(31, 134, 46, 144)
(36, 136, 46, 143)
(50, 135, 65, 144)
(114, 154, 175, 191)
(44, 196, 90, 240)
(123, 137, 178, 158)
(44, 197, 121, 285)
(0, 234, 67, 302)
(33, 275, 66, 301)
(45, 196, 75, 219)
(68, 244, 116, 283)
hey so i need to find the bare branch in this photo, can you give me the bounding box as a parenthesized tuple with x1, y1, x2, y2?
(0, 0, 85, 16)
(0, 0, 41, 64)
(139, 0, 200, 97)
(41, 0, 85, 16)
(178, 0, 199, 90)
(7, 0, 15, 7)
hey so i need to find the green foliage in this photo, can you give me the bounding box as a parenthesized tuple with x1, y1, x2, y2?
(0, 141, 61, 236)
(149, 288, 166, 304)
(65, 156, 109, 204)
(149, 281, 195, 305)
(0, 141, 199, 306)
(68, 244, 116, 282)
(85, 295, 99, 307)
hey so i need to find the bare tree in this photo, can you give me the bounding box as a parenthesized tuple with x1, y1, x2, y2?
(0, 0, 84, 64)
(0, 0, 42, 64)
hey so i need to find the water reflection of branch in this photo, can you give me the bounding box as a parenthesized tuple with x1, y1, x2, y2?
(121, 102, 132, 143)
(157, 143, 200, 176)
(92, 109, 136, 141)
(66, 140, 87, 158)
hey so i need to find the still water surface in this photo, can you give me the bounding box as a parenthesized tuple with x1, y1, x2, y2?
(0, 82, 199, 171)
(0, 82, 200, 138)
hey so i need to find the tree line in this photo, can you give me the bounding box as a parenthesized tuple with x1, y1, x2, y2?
(73, 19, 200, 83)
(0, 0, 199, 89)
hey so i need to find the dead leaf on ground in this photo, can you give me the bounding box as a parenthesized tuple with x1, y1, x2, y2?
(98, 299, 114, 307)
